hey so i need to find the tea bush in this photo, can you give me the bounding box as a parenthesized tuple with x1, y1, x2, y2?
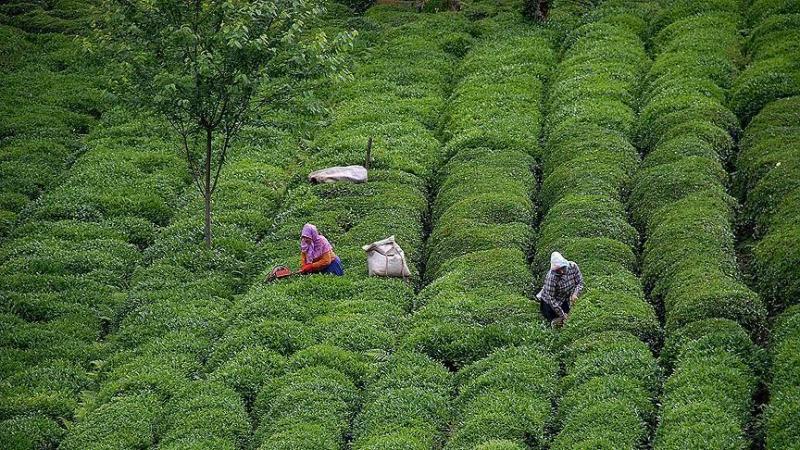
(352, 351, 452, 449)
(403, 291, 548, 367)
(731, 12, 800, 123)
(0, 414, 64, 450)
(630, 2, 766, 447)
(420, 249, 534, 305)
(158, 381, 250, 449)
(653, 402, 747, 449)
(765, 306, 800, 449)
(659, 318, 765, 376)
(747, 0, 800, 23)
(208, 348, 287, 407)
(0, 8, 108, 241)
(736, 97, 800, 313)
(654, 348, 757, 449)
(446, 346, 557, 449)
(537, 3, 659, 447)
(60, 393, 162, 450)
(253, 367, 359, 449)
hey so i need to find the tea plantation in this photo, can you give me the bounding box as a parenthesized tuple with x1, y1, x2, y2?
(1, 0, 799, 449)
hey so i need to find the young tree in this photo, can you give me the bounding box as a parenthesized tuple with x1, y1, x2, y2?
(96, 0, 353, 247)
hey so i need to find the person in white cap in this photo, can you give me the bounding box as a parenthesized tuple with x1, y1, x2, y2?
(536, 251, 584, 326)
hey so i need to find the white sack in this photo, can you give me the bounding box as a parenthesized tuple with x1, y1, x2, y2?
(308, 165, 368, 184)
(362, 235, 411, 278)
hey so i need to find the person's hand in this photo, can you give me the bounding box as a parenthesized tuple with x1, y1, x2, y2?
(570, 293, 578, 305)
(551, 316, 566, 327)
(300, 264, 313, 274)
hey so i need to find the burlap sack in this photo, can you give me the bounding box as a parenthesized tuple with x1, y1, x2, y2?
(308, 165, 367, 184)
(362, 235, 411, 278)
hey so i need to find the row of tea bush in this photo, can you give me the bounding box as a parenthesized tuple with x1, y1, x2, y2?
(414, 14, 558, 449)
(537, 1, 662, 447)
(0, 1, 107, 240)
(734, 2, 800, 447)
(738, 95, 800, 450)
(630, 1, 767, 447)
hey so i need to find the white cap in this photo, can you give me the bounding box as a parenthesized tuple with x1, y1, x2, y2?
(550, 251, 569, 271)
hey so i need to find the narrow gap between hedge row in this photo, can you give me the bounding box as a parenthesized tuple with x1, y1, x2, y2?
(532, 19, 562, 450)
(629, 7, 664, 352)
(409, 14, 482, 331)
(628, 10, 662, 448)
(729, 89, 769, 450)
(729, 5, 768, 450)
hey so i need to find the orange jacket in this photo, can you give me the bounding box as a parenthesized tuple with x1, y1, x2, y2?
(301, 250, 334, 272)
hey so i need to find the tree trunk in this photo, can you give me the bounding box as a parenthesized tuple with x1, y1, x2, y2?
(536, 0, 549, 21)
(204, 127, 213, 248)
(523, 0, 548, 21)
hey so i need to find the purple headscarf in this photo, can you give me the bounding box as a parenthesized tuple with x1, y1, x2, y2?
(301, 223, 332, 262)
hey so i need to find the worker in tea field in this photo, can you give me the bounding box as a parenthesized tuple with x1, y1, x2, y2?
(300, 223, 344, 276)
(536, 251, 584, 326)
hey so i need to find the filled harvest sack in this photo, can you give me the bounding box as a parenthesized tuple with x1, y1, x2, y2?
(308, 165, 368, 184)
(362, 235, 411, 278)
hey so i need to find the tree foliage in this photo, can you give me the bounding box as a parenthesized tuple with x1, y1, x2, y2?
(95, 0, 354, 246)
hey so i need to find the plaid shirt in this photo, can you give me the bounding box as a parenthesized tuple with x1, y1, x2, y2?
(536, 262, 584, 318)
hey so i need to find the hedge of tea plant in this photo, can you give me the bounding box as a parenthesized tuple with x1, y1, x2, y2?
(765, 306, 800, 449)
(0, 109, 188, 448)
(445, 345, 557, 450)
(404, 12, 554, 371)
(628, 2, 766, 448)
(401, 13, 561, 447)
(730, 2, 800, 124)
(536, 2, 661, 448)
(733, 3, 800, 448)
(733, 0, 800, 316)
(736, 95, 800, 450)
(0, 1, 107, 240)
(736, 96, 800, 315)
(352, 351, 452, 450)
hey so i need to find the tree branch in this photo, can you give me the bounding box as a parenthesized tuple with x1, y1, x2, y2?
(176, 122, 205, 195)
(210, 96, 249, 194)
